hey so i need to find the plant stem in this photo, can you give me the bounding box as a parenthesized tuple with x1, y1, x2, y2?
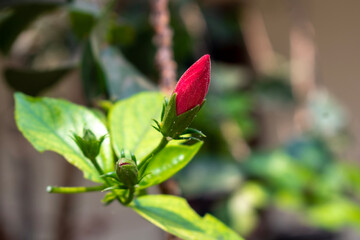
(90, 157, 105, 175)
(138, 137, 169, 173)
(90, 157, 114, 188)
(89, 157, 127, 203)
(122, 187, 135, 206)
(47, 185, 106, 194)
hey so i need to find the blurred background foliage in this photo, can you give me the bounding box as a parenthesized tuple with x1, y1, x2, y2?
(1, 0, 360, 239)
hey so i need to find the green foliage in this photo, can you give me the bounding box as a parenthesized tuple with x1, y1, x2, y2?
(254, 76, 294, 103)
(106, 19, 135, 46)
(131, 195, 243, 240)
(112, 1, 157, 78)
(307, 199, 360, 229)
(226, 182, 267, 235)
(68, 1, 99, 39)
(86, 15, 155, 101)
(232, 137, 360, 234)
(13, 90, 237, 238)
(80, 39, 107, 101)
(109, 92, 164, 161)
(139, 142, 203, 189)
(99, 46, 156, 100)
(175, 157, 242, 197)
(4, 66, 74, 96)
(14, 93, 114, 183)
(14, 91, 205, 193)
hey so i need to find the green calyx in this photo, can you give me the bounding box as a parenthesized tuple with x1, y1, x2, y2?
(72, 128, 106, 160)
(116, 158, 138, 187)
(156, 93, 203, 139)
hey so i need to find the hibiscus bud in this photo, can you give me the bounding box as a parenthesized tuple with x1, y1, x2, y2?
(115, 158, 138, 187)
(72, 128, 106, 160)
(158, 55, 211, 138)
(173, 54, 211, 115)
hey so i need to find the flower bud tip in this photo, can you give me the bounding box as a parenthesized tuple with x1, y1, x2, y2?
(173, 54, 211, 115)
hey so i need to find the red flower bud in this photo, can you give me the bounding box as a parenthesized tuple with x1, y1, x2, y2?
(173, 54, 211, 115)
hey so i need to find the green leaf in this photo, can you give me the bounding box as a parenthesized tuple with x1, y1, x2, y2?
(68, 1, 99, 39)
(307, 199, 360, 230)
(202, 214, 245, 240)
(175, 157, 242, 197)
(226, 182, 268, 235)
(80, 39, 106, 101)
(14, 93, 114, 183)
(4, 65, 74, 96)
(0, 3, 59, 54)
(109, 92, 164, 161)
(90, 15, 155, 100)
(254, 76, 294, 103)
(99, 46, 156, 100)
(139, 142, 203, 189)
(131, 195, 243, 240)
(106, 20, 135, 46)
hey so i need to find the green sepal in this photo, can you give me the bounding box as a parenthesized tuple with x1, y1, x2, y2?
(120, 149, 138, 165)
(138, 172, 152, 183)
(152, 125, 161, 132)
(102, 190, 125, 205)
(100, 171, 120, 181)
(175, 136, 202, 142)
(181, 128, 206, 137)
(152, 119, 162, 132)
(102, 192, 117, 205)
(160, 93, 202, 138)
(160, 98, 168, 121)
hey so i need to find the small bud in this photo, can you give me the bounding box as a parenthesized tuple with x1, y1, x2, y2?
(173, 54, 211, 115)
(115, 158, 138, 187)
(72, 128, 106, 160)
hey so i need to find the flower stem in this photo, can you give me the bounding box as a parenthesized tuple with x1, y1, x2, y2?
(90, 157, 105, 176)
(89, 157, 126, 204)
(90, 157, 113, 187)
(138, 137, 169, 174)
(122, 187, 135, 206)
(47, 185, 105, 194)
